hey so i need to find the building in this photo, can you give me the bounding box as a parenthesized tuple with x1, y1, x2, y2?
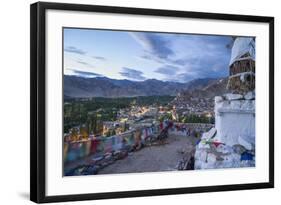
(195, 37, 256, 169)
(217, 37, 256, 146)
(227, 37, 255, 93)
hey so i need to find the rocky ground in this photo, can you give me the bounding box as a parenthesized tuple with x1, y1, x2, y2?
(98, 134, 198, 175)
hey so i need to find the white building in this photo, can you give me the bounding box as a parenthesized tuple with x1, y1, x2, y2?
(214, 93, 255, 147)
(194, 37, 256, 169)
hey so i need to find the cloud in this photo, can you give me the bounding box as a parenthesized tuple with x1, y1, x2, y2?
(131, 32, 233, 82)
(173, 73, 194, 83)
(185, 55, 229, 78)
(171, 58, 190, 66)
(154, 65, 179, 76)
(139, 54, 165, 64)
(163, 70, 207, 83)
(130, 32, 174, 60)
(92, 56, 107, 61)
(119, 67, 146, 81)
(211, 62, 228, 72)
(166, 35, 232, 81)
(68, 69, 103, 78)
(76, 60, 93, 67)
(64, 46, 86, 55)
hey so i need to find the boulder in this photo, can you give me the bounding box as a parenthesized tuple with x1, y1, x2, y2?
(238, 136, 253, 150)
(224, 93, 243, 101)
(216, 144, 232, 154)
(230, 100, 241, 109)
(244, 91, 255, 100)
(240, 100, 254, 110)
(232, 144, 247, 154)
(215, 96, 224, 103)
(207, 153, 217, 165)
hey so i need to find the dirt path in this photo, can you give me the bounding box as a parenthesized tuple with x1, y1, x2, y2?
(99, 135, 197, 175)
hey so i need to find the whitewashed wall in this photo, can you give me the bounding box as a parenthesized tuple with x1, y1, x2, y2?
(215, 100, 255, 146)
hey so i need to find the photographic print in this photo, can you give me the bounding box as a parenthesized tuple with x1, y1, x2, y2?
(63, 28, 256, 176)
(30, 2, 274, 202)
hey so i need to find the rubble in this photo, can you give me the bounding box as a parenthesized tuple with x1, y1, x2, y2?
(176, 137, 197, 171)
(195, 128, 255, 169)
(64, 149, 131, 176)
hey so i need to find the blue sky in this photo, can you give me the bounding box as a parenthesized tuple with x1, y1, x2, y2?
(64, 28, 233, 83)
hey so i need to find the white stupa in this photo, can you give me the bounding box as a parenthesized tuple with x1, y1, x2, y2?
(194, 37, 256, 169)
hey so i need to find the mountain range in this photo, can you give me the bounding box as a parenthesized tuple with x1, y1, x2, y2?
(177, 78, 228, 99)
(64, 75, 226, 98)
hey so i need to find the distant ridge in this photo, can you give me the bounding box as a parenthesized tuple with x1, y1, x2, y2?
(64, 75, 224, 98)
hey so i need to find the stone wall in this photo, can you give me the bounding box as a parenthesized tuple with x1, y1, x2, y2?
(168, 122, 214, 136)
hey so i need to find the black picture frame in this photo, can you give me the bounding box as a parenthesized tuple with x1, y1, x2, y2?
(30, 2, 274, 203)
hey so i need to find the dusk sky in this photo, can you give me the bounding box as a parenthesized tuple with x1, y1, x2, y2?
(64, 28, 233, 83)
